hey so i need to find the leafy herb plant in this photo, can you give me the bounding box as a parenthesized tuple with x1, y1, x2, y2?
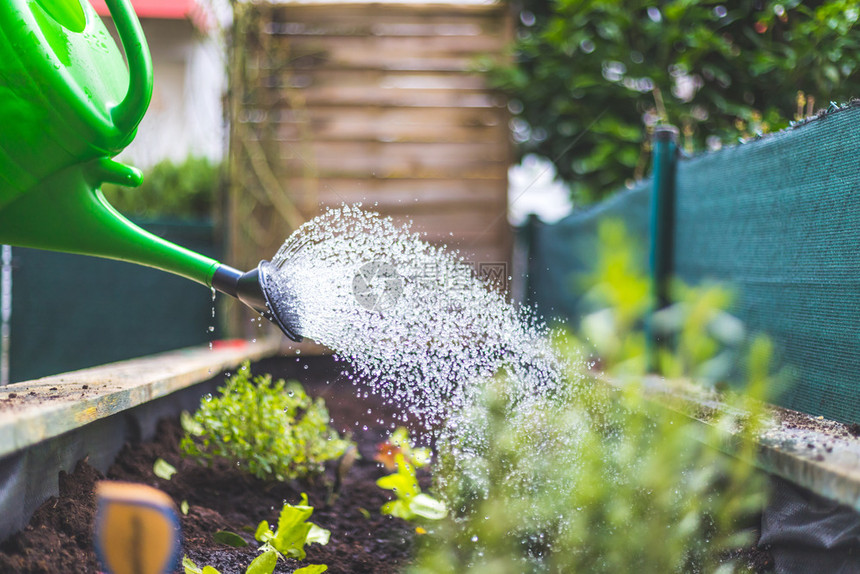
(376, 429, 446, 522)
(374, 426, 432, 471)
(183, 553, 327, 574)
(254, 493, 331, 560)
(182, 495, 330, 574)
(180, 363, 353, 481)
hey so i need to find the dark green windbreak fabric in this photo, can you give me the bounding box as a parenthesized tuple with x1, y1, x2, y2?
(673, 106, 860, 422)
(523, 180, 651, 323)
(522, 104, 860, 423)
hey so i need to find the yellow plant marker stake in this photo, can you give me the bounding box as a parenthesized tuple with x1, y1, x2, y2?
(94, 481, 181, 574)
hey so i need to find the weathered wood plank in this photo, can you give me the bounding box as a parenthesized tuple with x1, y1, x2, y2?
(0, 339, 284, 458)
(271, 106, 507, 143)
(277, 140, 509, 177)
(280, 34, 506, 63)
(273, 84, 500, 109)
(297, 176, 508, 207)
(268, 4, 509, 31)
(275, 69, 490, 91)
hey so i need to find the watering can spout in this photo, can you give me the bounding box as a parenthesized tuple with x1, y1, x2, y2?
(212, 263, 303, 342)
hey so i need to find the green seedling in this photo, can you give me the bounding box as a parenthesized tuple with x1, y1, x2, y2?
(183, 531, 328, 574)
(182, 556, 220, 574)
(153, 458, 177, 480)
(254, 493, 331, 560)
(180, 362, 353, 482)
(377, 454, 446, 521)
(183, 553, 291, 574)
(374, 426, 432, 471)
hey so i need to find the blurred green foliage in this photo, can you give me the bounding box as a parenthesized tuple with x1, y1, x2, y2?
(487, 0, 860, 204)
(410, 218, 777, 572)
(180, 362, 353, 482)
(413, 368, 769, 573)
(102, 155, 221, 219)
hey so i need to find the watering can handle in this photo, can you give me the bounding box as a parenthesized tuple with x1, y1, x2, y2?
(103, 0, 154, 138)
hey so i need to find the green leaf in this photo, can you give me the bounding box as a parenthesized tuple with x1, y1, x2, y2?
(153, 458, 177, 480)
(180, 500, 190, 515)
(306, 523, 331, 546)
(213, 530, 248, 547)
(180, 410, 204, 436)
(245, 548, 278, 574)
(410, 494, 447, 520)
(182, 556, 222, 574)
(294, 565, 328, 574)
(381, 499, 413, 520)
(254, 520, 273, 543)
(182, 556, 203, 574)
(376, 454, 419, 498)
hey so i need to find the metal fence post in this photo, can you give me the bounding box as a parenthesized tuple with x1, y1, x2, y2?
(648, 125, 679, 371)
(1, 245, 11, 386)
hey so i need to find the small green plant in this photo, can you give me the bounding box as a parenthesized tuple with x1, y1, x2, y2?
(183, 553, 327, 574)
(254, 493, 331, 560)
(374, 426, 432, 471)
(182, 495, 329, 574)
(180, 363, 353, 482)
(377, 452, 447, 521)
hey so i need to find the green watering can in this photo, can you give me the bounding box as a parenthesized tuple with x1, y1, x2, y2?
(0, 0, 301, 341)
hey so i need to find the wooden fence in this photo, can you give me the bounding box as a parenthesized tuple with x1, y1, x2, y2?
(227, 1, 513, 336)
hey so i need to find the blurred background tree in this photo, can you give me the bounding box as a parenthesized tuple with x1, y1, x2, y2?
(102, 156, 222, 220)
(488, 0, 860, 204)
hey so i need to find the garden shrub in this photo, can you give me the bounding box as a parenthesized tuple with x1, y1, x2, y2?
(102, 155, 220, 219)
(413, 362, 769, 573)
(488, 0, 860, 204)
(410, 219, 776, 572)
(180, 363, 353, 481)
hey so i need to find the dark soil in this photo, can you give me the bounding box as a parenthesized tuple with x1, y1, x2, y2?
(0, 355, 779, 573)
(0, 357, 422, 573)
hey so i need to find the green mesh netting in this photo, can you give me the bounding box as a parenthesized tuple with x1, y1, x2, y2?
(523, 181, 652, 322)
(673, 106, 860, 423)
(523, 104, 860, 424)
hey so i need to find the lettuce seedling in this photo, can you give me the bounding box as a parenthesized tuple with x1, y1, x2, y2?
(374, 426, 432, 471)
(377, 454, 446, 521)
(255, 493, 331, 560)
(184, 552, 327, 574)
(180, 362, 353, 481)
(182, 556, 222, 574)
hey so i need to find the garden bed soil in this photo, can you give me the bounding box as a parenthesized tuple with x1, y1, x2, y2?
(0, 356, 423, 573)
(0, 355, 781, 573)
